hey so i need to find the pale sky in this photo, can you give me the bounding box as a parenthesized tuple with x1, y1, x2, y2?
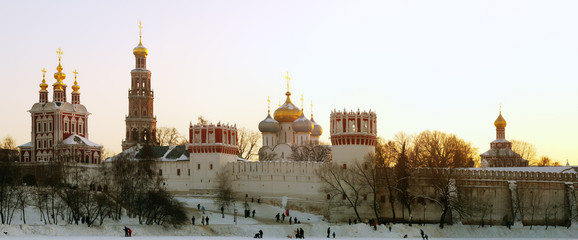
(1, 1, 577, 164)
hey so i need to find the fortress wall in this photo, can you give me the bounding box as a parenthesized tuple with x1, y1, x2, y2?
(156, 161, 192, 193)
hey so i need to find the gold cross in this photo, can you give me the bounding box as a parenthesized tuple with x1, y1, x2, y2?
(73, 69, 78, 80)
(139, 21, 143, 43)
(285, 72, 291, 91)
(310, 100, 313, 118)
(300, 94, 304, 109)
(41, 68, 46, 81)
(56, 48, 63, 60)
(267, 96, 271, 113)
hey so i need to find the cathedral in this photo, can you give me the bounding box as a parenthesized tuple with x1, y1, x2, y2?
(18, 49, 102, 163)
(257, 74, 324, 161)
(480, 109, 529, 167)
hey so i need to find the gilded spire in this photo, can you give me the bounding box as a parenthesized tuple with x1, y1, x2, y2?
(133, 21, 148, 56)
(267, 96, 271, 114)
(300, 94, 304, 110)
(138, 21, 143, 45)
(39, 68, 48, 91)
(494, 105, 507, 128)
(285, 72, 291, 93)
(72, 69, 80, 93)
(53, 48, 66, 91)
(310, 100, 313, 119)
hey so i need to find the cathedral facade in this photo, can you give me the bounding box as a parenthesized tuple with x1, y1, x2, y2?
(18, 49, 102, 163)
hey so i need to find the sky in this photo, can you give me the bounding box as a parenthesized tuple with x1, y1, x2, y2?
(1, 0, 578, 164)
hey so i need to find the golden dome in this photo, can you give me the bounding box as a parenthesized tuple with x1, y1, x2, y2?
(39, 68, 48, 91)
(273, 92, 301, 123)
(133, 42, 148, 56)
(53, 62, 66, 91)
(494, 112, 507, 128)
(71, 69, 80, 93)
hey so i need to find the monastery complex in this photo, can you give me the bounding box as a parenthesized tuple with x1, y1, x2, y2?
(13, 25, 578, 226)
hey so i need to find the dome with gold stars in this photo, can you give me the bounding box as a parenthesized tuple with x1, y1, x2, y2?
(273, 92, 301, 123)
(494, 112, 507, 128)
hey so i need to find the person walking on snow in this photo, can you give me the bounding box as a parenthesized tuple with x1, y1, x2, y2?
(201, 216, 205, 225)
(252, 209, 256, 218)
(276, 213, 280, 222)
(420, 229, 424, 240)
(192, 216, 195, 225)
(205, 216, 209, 225)
(282, 213, 285, 223)
(327, 227, 330, 238)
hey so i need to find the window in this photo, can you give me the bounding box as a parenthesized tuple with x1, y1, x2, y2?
(188, 169, 190, 176)
(210, 164, 213, 170)
(197, 164, 200, 170)
(342, 194, 346, 200)
(177, 169, 181, 176)
(343, 164, 347, 169)
(159, 169, 163, 176)
(327, 194, 331, 200)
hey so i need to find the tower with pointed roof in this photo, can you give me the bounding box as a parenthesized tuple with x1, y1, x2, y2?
(18, 49, 102, 163)
(122, 22, 158, 150)
(480, 108, 529, 167)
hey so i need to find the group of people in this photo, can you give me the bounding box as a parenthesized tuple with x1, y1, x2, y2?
(420, 229, 429, 240)
(275, 212, 300, 224)
(191, 215, 210, 225)
(294, 227, 305, 238)
(122, 226, 132, 237)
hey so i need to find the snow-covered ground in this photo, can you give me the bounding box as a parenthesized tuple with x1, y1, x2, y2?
(1, 195, 577, 239)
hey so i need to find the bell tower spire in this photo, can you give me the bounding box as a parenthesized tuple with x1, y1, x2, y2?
(71, 69, 80, 104)
(123, 21, 157, 150)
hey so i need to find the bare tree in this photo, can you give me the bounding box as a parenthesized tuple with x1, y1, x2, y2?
(510, 140, 537, 164)
(215, 168, 234, 213)
(411, 130, 477, 168)
(355, 154, 381, 221)
(421, 169, 469, 228)
(375, 138, 398, 221)
(156, 127, 186, 146)
(237, 127, 260, 161)
(519, 190, 541, 229)
(258, 147, 277, 161)
(537, 156, 560, 167)
(318, 163, 367, 222)
(289, 144, 331, 162)
(1, 136, 17, 150)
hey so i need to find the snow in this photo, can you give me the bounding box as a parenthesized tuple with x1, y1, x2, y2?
(1, 195, 578, 239)
(480, 166, 576, 173)
(62, 134, 102, 147)
(17, 142, 31, 147)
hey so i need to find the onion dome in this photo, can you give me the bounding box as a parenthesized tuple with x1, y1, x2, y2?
(53, 49, 66, 91)
(293, 112, 313, 133)
(274, 92, 301, 122)
(494, 112, 507, 128)
(311, 117, 323, 137)
(71, 70, 80, 93)
(133, 41, 148, 57)
(39, 68, 48, 91)
(133, 22, 148, 57)
(259, 113, 281, 133)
